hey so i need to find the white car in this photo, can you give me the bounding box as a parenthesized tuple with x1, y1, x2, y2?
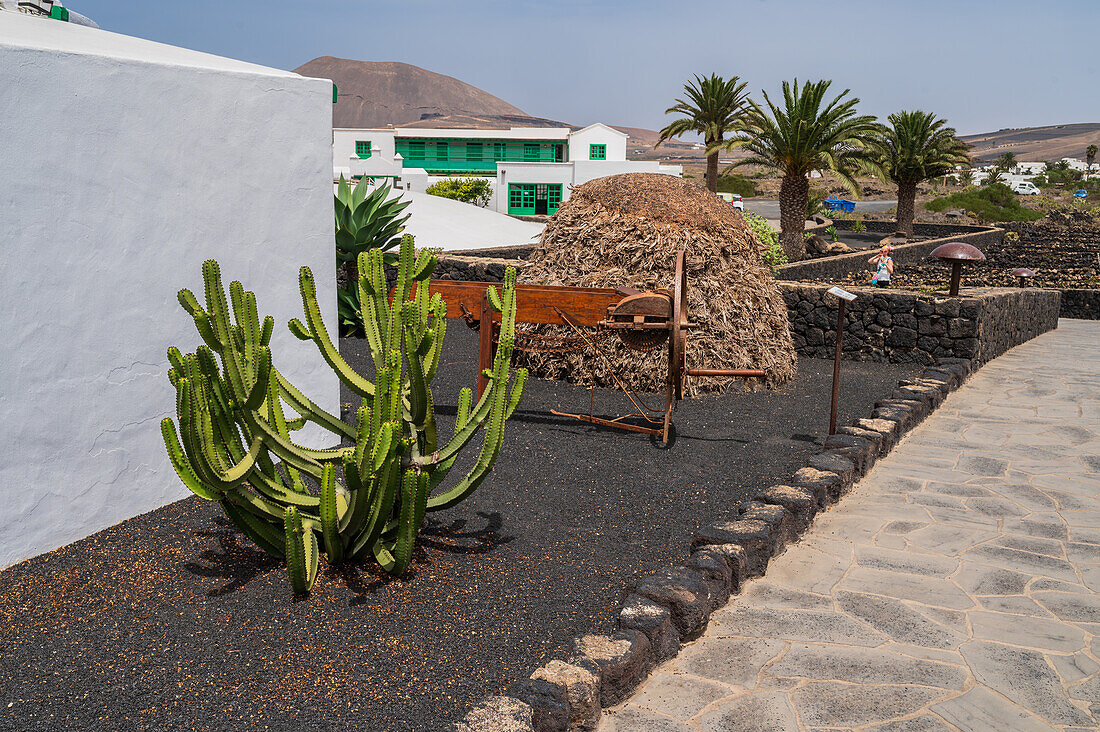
(717, 192, 744, 211)
(1010, 181, 1041, 195)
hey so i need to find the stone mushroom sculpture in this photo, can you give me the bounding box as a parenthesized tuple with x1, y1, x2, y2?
(1010, 267, 1036, 287)
(931, 242, 986, 296)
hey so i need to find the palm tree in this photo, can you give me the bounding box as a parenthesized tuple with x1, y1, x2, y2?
(874, 111, 970, 237)
(656, 74, 751, 192)
(715, 79, 883, 261)
(994, 152, 1017, 175)
(1087, 144, 1097, 173)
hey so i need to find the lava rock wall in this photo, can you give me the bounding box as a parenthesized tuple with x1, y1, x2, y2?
(781, 284, 1061, 365)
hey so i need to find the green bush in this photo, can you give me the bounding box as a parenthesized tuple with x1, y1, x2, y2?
(851, 219, 868, 233)
(924, 182, 1044, 223)
(744, 211, 787, 273)
(425, 177, 493, 207)
(716, 174, 758, 198)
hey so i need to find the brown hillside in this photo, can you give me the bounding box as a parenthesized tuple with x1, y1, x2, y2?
(294, 57, 530, 128)
(961, 123, 1100, 162)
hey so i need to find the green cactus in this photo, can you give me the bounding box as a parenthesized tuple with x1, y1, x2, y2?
(162, 238, 526, 594)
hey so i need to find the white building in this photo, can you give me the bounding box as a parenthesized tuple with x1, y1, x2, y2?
(1011, 162, 1046, 176)
(332, 123, 683, 215)
(0, 9, 338, 567)
(1060, 157, 1089, 172)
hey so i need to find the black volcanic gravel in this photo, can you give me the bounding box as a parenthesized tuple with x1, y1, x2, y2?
(0, 327, 919, 732)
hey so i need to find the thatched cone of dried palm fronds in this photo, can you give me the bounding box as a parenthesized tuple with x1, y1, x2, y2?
(517, 173, 796, 395)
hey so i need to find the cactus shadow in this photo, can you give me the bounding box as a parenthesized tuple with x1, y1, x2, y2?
(184, 518, 279, 597)
(419, 511, 513, 556)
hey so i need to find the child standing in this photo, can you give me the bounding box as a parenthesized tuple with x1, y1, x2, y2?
(869, 245, 894, 287)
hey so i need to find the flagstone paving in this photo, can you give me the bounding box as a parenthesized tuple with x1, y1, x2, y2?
(600, 320, 1100, 732)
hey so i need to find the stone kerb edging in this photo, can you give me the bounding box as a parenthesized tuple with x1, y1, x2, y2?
(454, 358, 976, 732)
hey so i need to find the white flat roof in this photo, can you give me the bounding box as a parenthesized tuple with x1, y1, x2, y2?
(0, 11, 302, 77)
(336, 127, 571, 140)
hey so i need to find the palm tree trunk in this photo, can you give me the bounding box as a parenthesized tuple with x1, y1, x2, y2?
(779, 172, 808, 261)
(896, 180, 918, 238)
(706, 151, 719, 192)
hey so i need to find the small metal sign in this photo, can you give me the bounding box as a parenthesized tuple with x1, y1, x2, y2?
(827, 286, 857, 302)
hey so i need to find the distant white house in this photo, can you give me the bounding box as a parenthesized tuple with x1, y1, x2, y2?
(1060, 157, 1089, 172)
(1011, 162, 1046, 176)
(332, 124, 683, 215)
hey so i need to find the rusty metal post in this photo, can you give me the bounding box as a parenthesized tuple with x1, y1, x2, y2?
(477, 289, 494, 399)
(948, 261, 962, 296)
(829, 298, 846, 436)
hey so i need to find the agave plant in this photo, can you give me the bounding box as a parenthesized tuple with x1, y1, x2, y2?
(162, 238, 527, 594)
(335, 176, 411, 335)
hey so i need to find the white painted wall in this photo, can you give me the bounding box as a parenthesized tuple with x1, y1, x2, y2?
(568, 124, 628, 162)
(0, 13, 339, 568)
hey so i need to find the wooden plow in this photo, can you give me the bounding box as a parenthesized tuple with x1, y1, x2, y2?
(417, 250, 765, 444)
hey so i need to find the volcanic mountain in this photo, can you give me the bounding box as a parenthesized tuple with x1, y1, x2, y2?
(294, 56, 551, 129)
(960, 123, 1100, 162)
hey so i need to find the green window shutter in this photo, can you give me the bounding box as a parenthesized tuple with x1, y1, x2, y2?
(494, 142, 506, 161)
(523, 144, 540, 162)
(355, 141, 372, 159)
(332, 83, 338, 104)
(436, 141, 449, 161)
(466, 142, 483, 161)
(590, 144, 606, 160)
(50, 5, 70, 20)
(403, 141, 425, 160)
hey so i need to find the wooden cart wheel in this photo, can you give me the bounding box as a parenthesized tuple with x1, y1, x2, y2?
(670, 249, 689, 402)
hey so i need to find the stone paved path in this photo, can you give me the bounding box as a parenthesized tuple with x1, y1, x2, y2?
(601, 320, 1100, 732)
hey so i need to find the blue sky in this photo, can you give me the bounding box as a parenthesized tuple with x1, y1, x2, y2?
(70, 0, 1097, 135)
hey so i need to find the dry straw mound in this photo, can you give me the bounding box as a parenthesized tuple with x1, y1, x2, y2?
(518, 173, 796, 394)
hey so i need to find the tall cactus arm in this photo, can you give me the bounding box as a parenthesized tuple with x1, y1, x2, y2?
(411, 379, 496, 468)
(423, 296, 447, 381)
(264, 378, 306, 493)
(284, 506, 318, 594)
(426, 386, 473, 491)
(290, 266, 376, 399)
(347, 442, 402, 560)
(272, 369, 354, 441)
(247, 468, 321, 509)
(426, 332, 516, 511)
(201, 259, 236, 350)
(505, 368, 528, 420)
(403, 305, 431, 428)
(161, 418, 221, 500)
(319, 463, 344, 565)
(379, 468, 420, 576)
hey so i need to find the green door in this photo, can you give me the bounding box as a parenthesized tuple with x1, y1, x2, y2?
(509, 184, 563, 215)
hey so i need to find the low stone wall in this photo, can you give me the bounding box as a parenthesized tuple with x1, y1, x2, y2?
(433, 253, 528, 282)
(1060, 289, 1100, 320)
(777, 224, 1003, 283)
(780, 284, 1060, 365)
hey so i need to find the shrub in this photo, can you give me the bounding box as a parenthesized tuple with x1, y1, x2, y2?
(425, 177, 493, 207)
(851, 219, 868, 233)
(924, 182, 1045, 223)
(744, 210, 787, 273)
(716, 174, 758, 198)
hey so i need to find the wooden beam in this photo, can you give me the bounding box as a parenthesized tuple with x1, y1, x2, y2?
(416, 280, 623, 328)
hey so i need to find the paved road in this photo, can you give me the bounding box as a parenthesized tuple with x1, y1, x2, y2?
(601, 319, 1100, 731)
(744, 199, 897, 221)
